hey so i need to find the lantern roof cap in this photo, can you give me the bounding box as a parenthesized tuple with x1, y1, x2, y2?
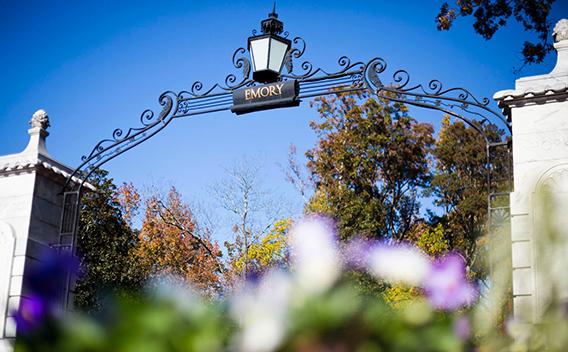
(260, 3, 284, 35)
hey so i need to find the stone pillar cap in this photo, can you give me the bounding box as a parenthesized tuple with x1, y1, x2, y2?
(551, 19, 568, 75)
(23, 109, 51, 157)
(29, 109, 50, 130)
(553, 19, 568, 44)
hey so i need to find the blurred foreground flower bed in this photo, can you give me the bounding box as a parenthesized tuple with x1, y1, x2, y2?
(13, 215, 568, 352)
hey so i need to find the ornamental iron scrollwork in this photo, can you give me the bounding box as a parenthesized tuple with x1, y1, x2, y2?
(64, 33, 512, 193)
(362, 57, 511, 137)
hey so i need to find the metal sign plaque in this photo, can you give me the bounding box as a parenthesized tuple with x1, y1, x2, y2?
(231, 80, 300, 115)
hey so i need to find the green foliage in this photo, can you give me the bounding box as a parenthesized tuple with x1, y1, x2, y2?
(233, 219, 291, 273)
(416, 224, 450, 256)
(306, 92, 434, 241)
(436, 0, 556, 66)
(427, 116, 507, 277)
(15, 292, 232, 352)
(282, 287, 462, 352)
(74, 170, 142, 312)
(16, 280, 464, 352)
(383, 285, 421, 309)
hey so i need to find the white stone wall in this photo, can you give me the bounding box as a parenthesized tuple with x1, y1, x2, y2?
(511, 100, 568, 321)
(0, 172, 36, 340)
(0, 112, 73, 349)
(495, 20, 568, 322)
(0, 222, 16, 343)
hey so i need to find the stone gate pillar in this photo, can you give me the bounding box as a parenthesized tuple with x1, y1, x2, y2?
(495, 19, 568, 323)
(0, 110, 75, 350)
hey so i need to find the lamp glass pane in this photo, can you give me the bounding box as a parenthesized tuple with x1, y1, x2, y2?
(250, 37, 270, 72)
(268, 38, 289, 72)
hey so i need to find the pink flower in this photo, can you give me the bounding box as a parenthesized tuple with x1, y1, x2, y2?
(423, 254, 477, 311)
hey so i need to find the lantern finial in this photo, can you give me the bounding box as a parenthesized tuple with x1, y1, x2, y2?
(261, 3, 283, 35)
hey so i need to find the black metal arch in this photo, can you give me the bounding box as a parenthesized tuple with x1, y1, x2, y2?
(58, 29, 513, 264)
(63, 37, 511, 190)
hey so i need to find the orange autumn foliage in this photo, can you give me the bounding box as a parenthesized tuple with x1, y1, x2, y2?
(133, 187, 223, 297)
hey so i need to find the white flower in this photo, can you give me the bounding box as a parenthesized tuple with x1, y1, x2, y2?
(367, 244, 431, 286)
(231, 270, 292, 352)
(148, 273, 203, 314)
(289, 216, 341, 295)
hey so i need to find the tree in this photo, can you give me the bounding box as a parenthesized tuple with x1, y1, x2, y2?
(232, 219, 291, 275)
(115, 181, 141, 227)
(133, 187, 223, 298)
(212, 159, 284, 281)
(427, 115, 507, 275)
(305, 92, 434, 241)
(415, 223, 450, 256)
(283, 144, 314, 203)
(74, 170, 143, 312)
(436, 0, 557, 66)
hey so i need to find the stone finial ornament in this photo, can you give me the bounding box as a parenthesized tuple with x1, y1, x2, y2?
(553, 19, 568, 43)
(30, 109, 50, 130)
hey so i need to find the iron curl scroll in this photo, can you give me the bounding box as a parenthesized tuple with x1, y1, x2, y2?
(63, 91, 177, 192)
(282, 37, 368, 82)
(361, 57, 511, 135)
(178, 47, 255, 100)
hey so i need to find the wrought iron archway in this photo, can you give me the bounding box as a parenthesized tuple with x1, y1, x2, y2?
(58, 9, 513, 305)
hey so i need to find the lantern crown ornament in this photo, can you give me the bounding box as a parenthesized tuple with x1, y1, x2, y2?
(248, 4, 291, 84)
(261, 4, 284, 35)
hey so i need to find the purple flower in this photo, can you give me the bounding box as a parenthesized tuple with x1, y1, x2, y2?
(15, 249, 78, 334)
(453, 316, 471, 340)
(24, 249, 78, 303)
(423, 254, 477, 311)
(14, 295, 46, 333)
(343, 237, 373, 270)
(244, 267, 264, 285)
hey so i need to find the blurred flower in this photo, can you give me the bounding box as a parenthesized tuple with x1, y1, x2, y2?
(14, 249, 78, 334)
(453, 316, 471, 340)
(289, 216, 341, 295)
(25, 249, 78, 303)
(423, 254, 477, 310)
(231, 270, 292, 352)
(150, 273, 202, 314)
(366, 243, 431, 286)
(14, 295, 46, 333)
(244, 267, 264, 285)
(343, 237, 373, 270)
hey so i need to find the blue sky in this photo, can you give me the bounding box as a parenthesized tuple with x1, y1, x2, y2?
(1, 1, 567, 238)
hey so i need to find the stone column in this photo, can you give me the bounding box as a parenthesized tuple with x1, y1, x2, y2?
(0, 110, 75, 349)
(494, 19, 568, 323)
